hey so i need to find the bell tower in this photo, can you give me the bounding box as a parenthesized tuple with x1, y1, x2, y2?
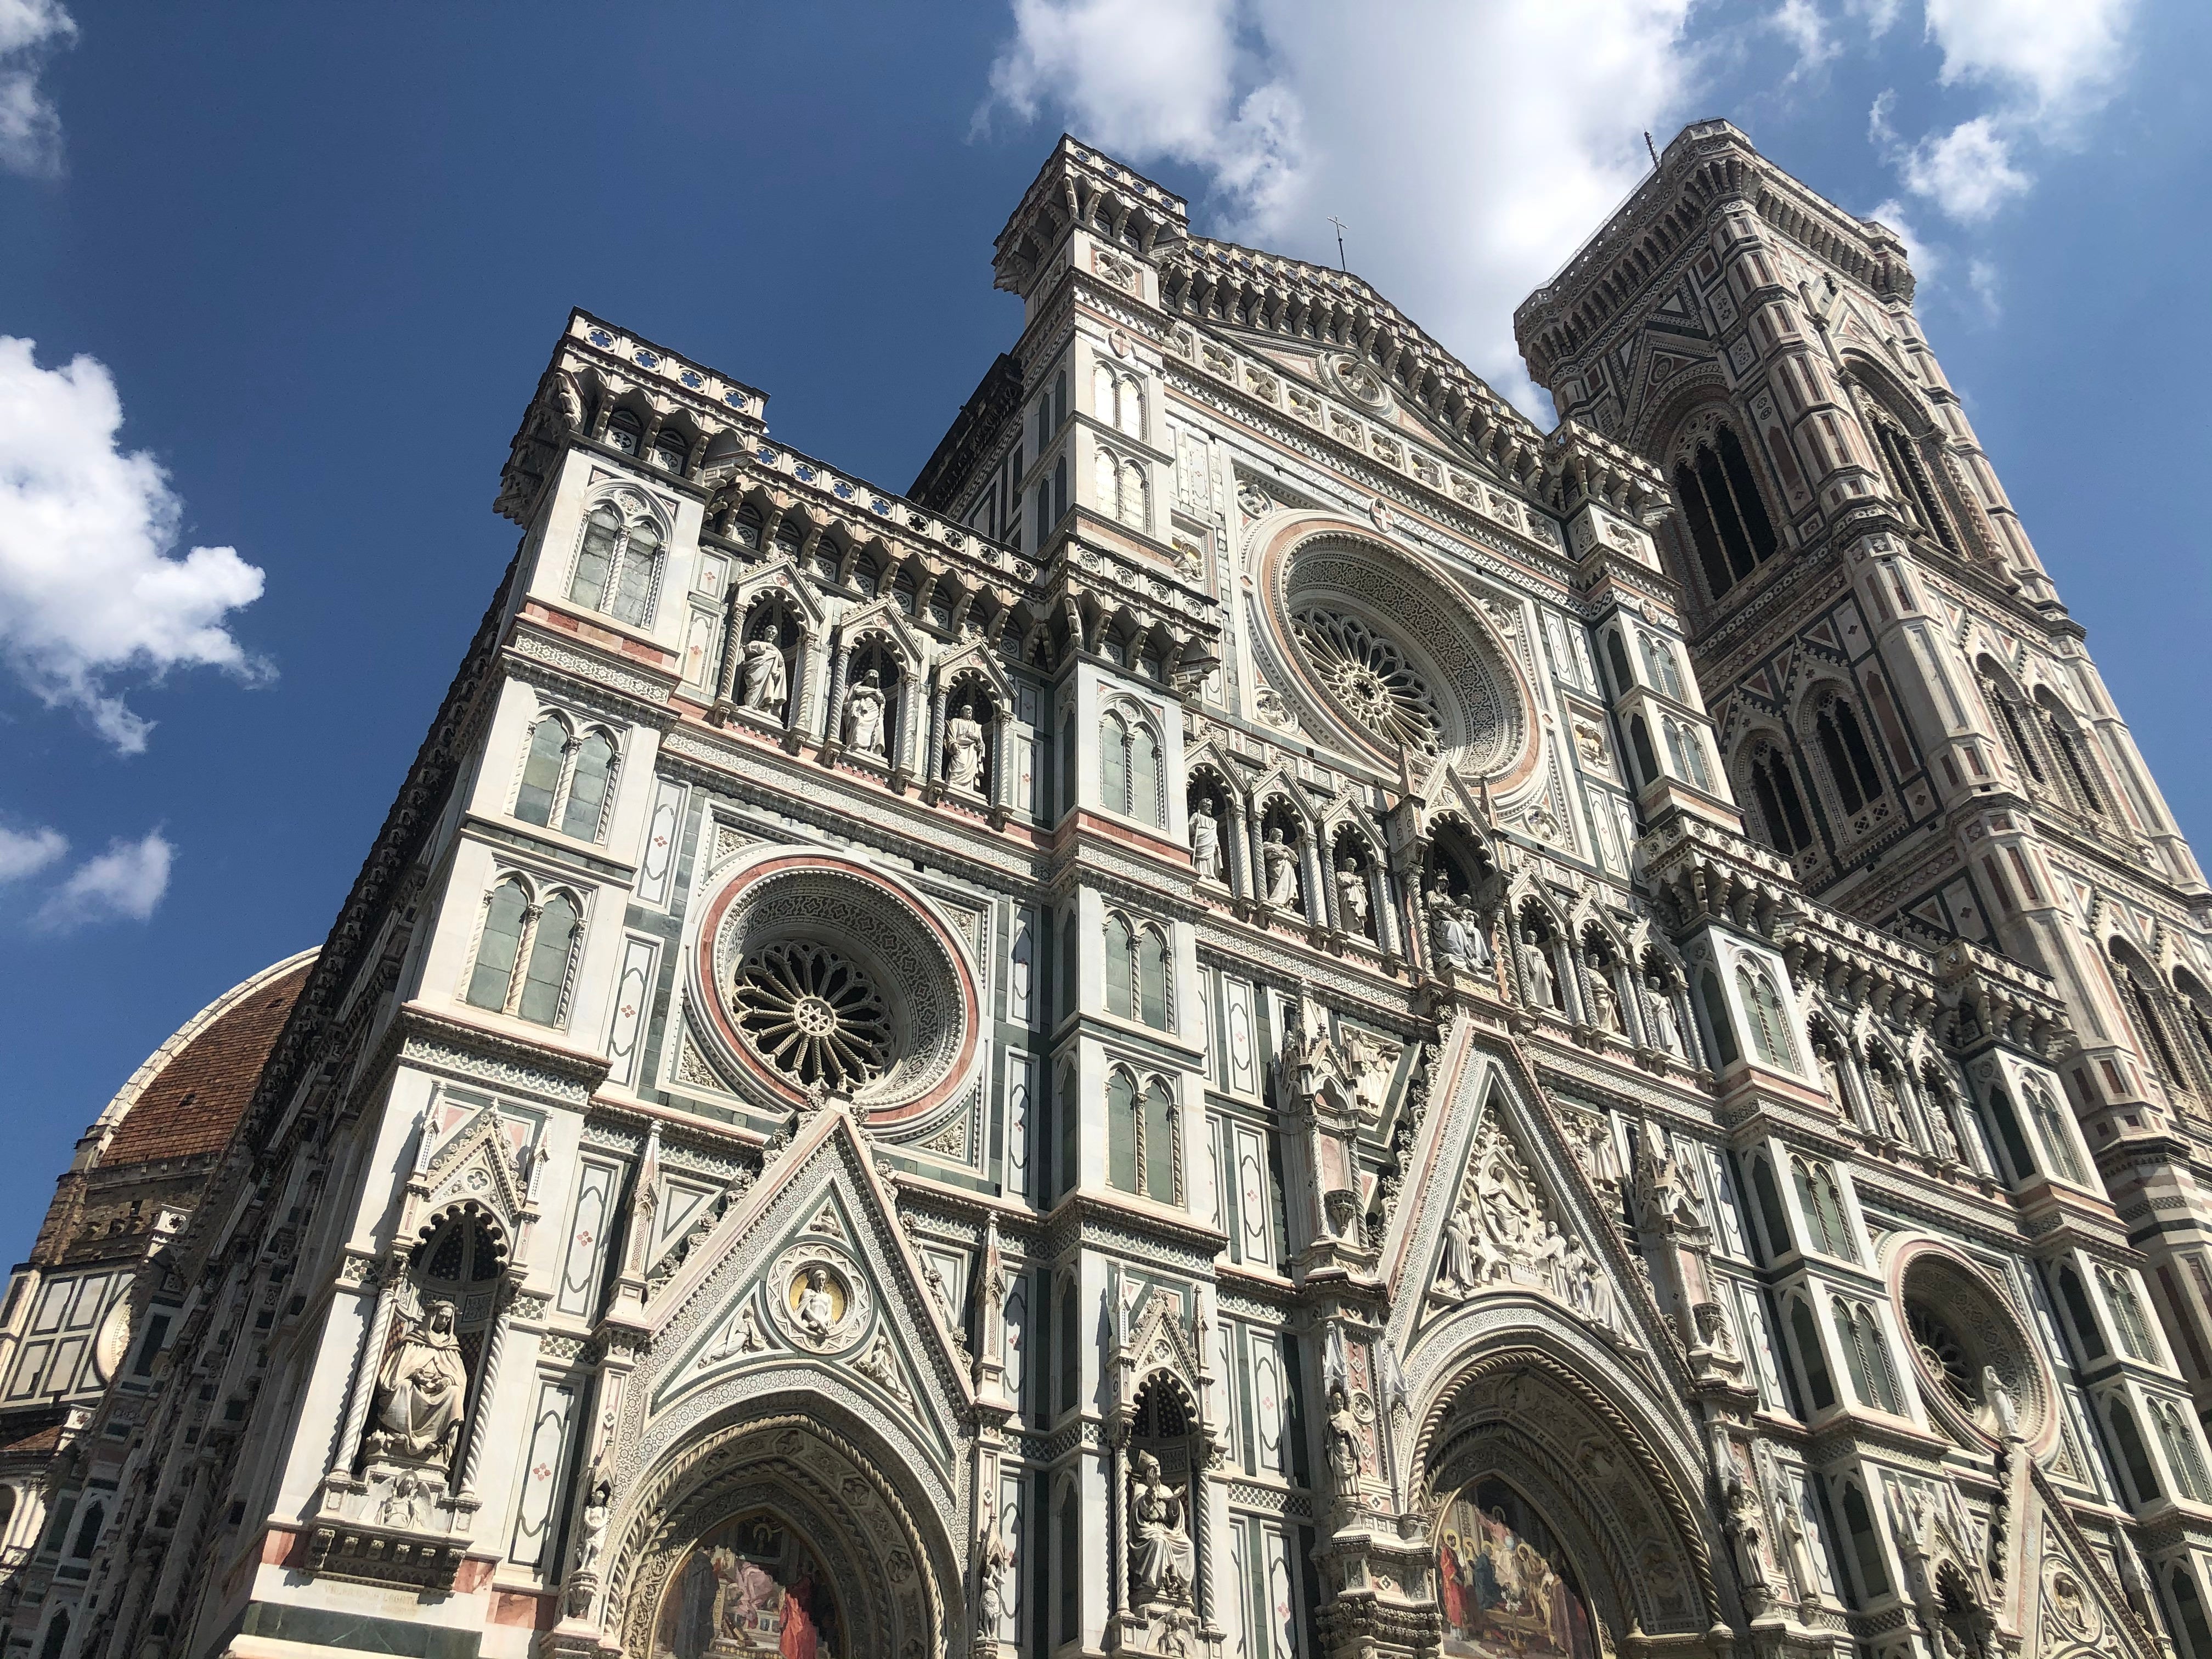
(1518, 119, 2212, 1387)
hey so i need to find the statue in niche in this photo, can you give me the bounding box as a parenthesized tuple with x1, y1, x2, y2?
(842, 668, 887, 757)
(944, 703, 986, 792)
(1324, 1383, 1365, 1492)
(1521, 932, 1560, 1008)
(575, 1470, 611, 1574)
(1586, 973, 1623, 1033)
(1129, 1451, 1193, 1607)
(1188, 802, 1223, 882)
(1426, 882, 1490, 974)
(1262, 826, 1300, 908)
(978, 1493, 1012, 1638)
(1867, 1064, 1910, 1142)
(1722, 1472, 1771, 1599)
(1334, 856, 1370, 938)
(740, 637, 788, 714)
(365, 1297, 469, 1468)
(1983, 1365, 2020, 1438)
(1645, 977, 1682, 1053)
(1635, 1131, 1706, 1234)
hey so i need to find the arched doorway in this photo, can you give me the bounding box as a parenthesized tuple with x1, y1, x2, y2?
(653, 1509, 846, 1659)
(610, 1412, 953, 1659)
(1435, 1478, 1602, 1659)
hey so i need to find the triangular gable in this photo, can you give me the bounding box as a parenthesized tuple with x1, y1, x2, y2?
(728, 555, 827, 630)
(836, 594, 927, 663)
(631, 1107, 974, 1484)
(414, 1099, 537, 1242)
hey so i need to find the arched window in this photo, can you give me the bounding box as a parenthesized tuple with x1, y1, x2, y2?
(1054, 369, 1068, 432)
(515, 716, 619, 843)
(36, 1613, 67, 1659)
(1119, 459, 1148, 529)
(2038, 694, 2107, 817)
(1639, 633, 1684, 699)
(1736, 963, 1796, 1071)
(465, 879, 531, 1012)
(1142, 1079, 1178, 1203)
(1103, 914, 1135, 1020)
(515, 715, 569, 827)
(651, 426, 689, 474)
(2058, 1268, 2108, 1360)
(1791, 1158, 1852, 1259)
(1604, 630, 1634, 696)
(1839, 1483, 1889, 1596)
(1053, 453, 1068, 526)
(1130, 720, 1159, 825)
(1981, 671, 2046, 786)
(1750, 1156, 1790, 1260)
(1665, 719, 1712, 790)
(1699, 967, 1740, 1066)
(1099, 709, 1161, 824)
(1629, 714, 1660, 787)
(1107, 1068, 1139, 1192)
(2103, 1269, 2159, 1362)
(1056, 1482, 1080, 1644)
(1057, 1279, 1080, 1415)
(569, 501, 663, 628)
(70, 1501, 101, 1559)
(1871, 419, 1959, 554)
(2172, 1569, 2212, 1659)
(1747, 742, 1813, 854)
(2110, 1397, 2162, 1504)
(2026, 1084, 2089, 1184)
(1673, 425, 1779, 599)
(561, 731, 617, 840)
(1788, 1297, 1837, 1411)
(519, 893, 579, 1024)
(1814, 693, 1883, 815)
(605, 408, 643, 455)
(1137, 927, 1171, 1030)
(1831, 1297, 1899, 1412)
(2154, 1399, 2211, 1502)
(2115, 948, 2189, 1089)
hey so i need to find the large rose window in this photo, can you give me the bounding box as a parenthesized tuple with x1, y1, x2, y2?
(687, 850, 980, 1127)
(1898, 1249, 2048, 1443)
(732, 940, 891, 1092)
(1292, 607, 1444, 755)
(1252, 528, 1528, 780)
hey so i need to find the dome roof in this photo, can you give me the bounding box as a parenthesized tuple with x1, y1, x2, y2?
(95, 950, 316, 1168)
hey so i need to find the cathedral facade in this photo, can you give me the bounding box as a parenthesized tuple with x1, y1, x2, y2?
(8, 119, 2212, 1659)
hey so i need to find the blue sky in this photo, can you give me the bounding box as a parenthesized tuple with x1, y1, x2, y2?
(0, 0, 2204, 1242)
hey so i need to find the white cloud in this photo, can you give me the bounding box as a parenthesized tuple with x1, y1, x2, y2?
(0, 0, 75, 177)
(0, 823, 67, 882)
(1897, 114, 2031, 221)
(1968, 257, 2001, 318)
(1872, 0, 2135, 224)
(34, 831, 172, 930)
(0, 336, 269, 753)
(1923, 0, 2134, 123)
(981, 0, 1701, 414)
(1771, 0, 1839, 76)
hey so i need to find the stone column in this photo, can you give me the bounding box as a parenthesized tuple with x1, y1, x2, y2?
(324, 1250, 411, 1489)
(453, 1277, 518, 1499)
(821, 640, 855, 757)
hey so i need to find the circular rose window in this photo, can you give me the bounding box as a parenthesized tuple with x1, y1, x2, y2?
(689, 850, 980, 1126)
(1899, 1250, 2047, 1443)
(1255, 529, 1528, 780)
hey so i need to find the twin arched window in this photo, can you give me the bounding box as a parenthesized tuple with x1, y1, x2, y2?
(1747, 742, 1814, 855)
(1871, 418, 1958, 555)
(465, 877, 582, 1026)
(1673, 426, 1779, 599)
(1639, 633, 1685, 699)
(572, 501, 664, 628)
(1736, 962, 1797, 1071)
(2026, 1082, 2089, 1184)
(1100, 708, 1163, 825)
(1103, 912, 1172, 1030)
(1094, 448, 1149, 530)
(515, 714, 618, 842)
(2038, 693, 2107, 819)
(2152, 1397, 2211, 1502)
(1830, 1297, 1901, 1413)
(1790, 1156, 1853, 1259)
(2101, 1267, 2159, 1362)
(1813, 692, 1884, 816)
(1106, 1066, 1179, 1203)
(1663, 718, 1713, 791)
(1092, 364, 1144, 440)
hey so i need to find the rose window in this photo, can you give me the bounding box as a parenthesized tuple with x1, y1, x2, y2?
(1292, 607, 1443, 755)
(731, 940, 891, 1092)
(1907, 1301, 1974, 1406)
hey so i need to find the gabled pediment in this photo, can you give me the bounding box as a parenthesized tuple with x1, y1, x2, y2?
(630, 1107, 973, 1486)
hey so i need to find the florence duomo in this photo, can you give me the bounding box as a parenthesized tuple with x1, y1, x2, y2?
(14, 106, 2212, 1659)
